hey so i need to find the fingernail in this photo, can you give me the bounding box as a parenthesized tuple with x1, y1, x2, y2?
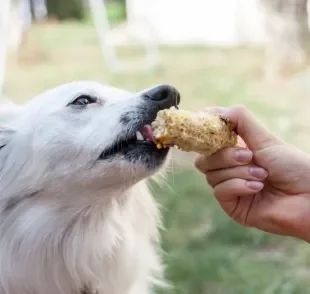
(234, 149, 252, 162)
(249, 167, 268, 179)
(246, 181, 264, 191)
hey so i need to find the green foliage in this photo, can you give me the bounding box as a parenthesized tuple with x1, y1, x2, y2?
(46, 0, 85, 21)
(46, 0, 126, 23)
(106, 2, 126, 24)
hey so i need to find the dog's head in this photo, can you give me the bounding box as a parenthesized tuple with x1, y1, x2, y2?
(0, 81, 180, 196)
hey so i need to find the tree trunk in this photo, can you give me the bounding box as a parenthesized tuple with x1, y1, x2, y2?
(46, 0, 85, 21)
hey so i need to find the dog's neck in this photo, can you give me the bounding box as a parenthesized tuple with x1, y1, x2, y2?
(0, 180, 162, 294)
(0, 185, 137, 246)
(0, 179, 134, 214)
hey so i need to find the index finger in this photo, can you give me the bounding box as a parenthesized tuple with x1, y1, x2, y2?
(220, 105, 282, 151)
(195, 146, 253, 173)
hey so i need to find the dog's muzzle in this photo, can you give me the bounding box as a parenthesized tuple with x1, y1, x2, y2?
(99, 84, 181, 164)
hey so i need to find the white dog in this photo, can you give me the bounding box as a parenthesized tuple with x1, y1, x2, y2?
(0, 81, 180, 294)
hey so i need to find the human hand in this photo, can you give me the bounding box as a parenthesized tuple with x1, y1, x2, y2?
(195, 106, 310, 243)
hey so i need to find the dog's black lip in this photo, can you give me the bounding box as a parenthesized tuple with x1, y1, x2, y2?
(99, 139, 163, 160)
(99, 92, 181, 160)
(99, 115, 161, 160)
(99, 107, 161, 160)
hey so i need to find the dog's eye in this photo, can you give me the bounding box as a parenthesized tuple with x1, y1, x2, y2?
(71, 95, 96, 106)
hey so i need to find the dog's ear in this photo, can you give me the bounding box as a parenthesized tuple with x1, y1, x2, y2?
(0, 126, 15, 149)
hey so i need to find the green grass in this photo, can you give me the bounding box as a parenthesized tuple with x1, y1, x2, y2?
(5, 21, 310, 294)
(154, 170, 310, 294)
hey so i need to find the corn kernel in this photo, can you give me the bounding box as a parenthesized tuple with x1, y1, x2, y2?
(152, 106, 238, 156)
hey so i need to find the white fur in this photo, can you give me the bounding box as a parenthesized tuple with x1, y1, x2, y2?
(0, 81, 170, 294)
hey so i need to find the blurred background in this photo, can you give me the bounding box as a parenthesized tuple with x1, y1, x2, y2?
(2, 0, 310, 293)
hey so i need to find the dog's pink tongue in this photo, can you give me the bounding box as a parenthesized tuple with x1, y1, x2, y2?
(139, 125, 157, 144)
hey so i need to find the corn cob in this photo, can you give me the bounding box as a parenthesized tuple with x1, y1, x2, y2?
(151, 106, 238, 156)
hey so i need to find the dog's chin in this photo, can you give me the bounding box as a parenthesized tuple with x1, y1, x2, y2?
(99, 140, 169, 170)
(123, 141, 169, 170)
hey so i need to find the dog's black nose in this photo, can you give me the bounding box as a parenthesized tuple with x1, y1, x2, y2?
(144, 84, 181, 108)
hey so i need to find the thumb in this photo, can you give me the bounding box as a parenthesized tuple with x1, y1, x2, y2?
(221, 105, 282, 151)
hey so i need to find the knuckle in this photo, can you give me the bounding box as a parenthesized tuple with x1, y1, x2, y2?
(234, 104, 247, 113)
(205, 173, 215, 187)
(194, 157, 208, 173)
(222, 148, 238, 165)
(232, 105, 248, 118)
(213, 181, 230, 199)
(194, 155, 204, 168)
(213, 148, 228, 161)
(213, 187, 222, 199)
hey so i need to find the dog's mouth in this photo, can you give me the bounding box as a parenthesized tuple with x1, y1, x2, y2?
(99, 124, 160, 159)
(99, 84, 180, 161)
